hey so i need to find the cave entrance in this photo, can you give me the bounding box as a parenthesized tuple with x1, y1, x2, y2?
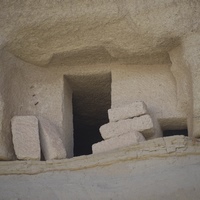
(66, 72, 111, 157)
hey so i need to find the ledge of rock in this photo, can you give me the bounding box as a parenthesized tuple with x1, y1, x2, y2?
(0, 136, 200, 175)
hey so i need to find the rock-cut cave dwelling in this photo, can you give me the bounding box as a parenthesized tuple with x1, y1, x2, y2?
(1, 1, 200, 199)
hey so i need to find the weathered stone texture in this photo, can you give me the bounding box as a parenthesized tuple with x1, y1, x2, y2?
(100, 114, 154, 139)
(39, 117, 66, 160)
(1, 1, 199, 66)
(0, 137, 200, 200)
(92, 131, 145, 154)
(108, 101, 147, 122)
(111, 64, 187, 133)
(11, 116, 40, 160)
(180, 33, 200, 137)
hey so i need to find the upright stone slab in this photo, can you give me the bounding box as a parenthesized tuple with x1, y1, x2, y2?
(92, 131, 145, 154)
(11, 116, 40, 160)
(38, 117, 66, 160)
(100, 114, 154, 139)
(108, 101, 148, 122)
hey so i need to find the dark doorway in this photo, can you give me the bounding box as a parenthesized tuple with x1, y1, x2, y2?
(66, 72, 111, 156)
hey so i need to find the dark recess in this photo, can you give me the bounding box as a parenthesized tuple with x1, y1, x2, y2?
(71, 73, 111, 157)
(163, 129, 188, 137)
(73, 121, 104, 156)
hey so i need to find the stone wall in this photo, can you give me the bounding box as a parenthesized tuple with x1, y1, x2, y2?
(0, 51, 66, 159)
(111, 64, 187, 136)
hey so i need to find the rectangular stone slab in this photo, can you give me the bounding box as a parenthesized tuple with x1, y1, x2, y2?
(11, 116, 40, 160)
(100, 114, 154, 139)
(108, 101, 148, 122)
(92, 131, 145, 154)
(38, 117, 66, 160)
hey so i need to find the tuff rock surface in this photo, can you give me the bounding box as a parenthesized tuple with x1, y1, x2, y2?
(0, 136, 200, 200)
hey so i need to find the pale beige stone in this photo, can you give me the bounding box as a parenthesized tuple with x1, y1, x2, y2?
(180, 33, 200, 137)
(1, 1, 200, 198)
(0, 137, 200, 200)
(38, 117, 66, 160)
(108, 101, 148, 122)
(92, 131, 145, 154)
(100, 114, 154, 139)
(167, 33, 200, 138)
(11, 116, 40, 160)
(0, 1, 199, 66)
(0, 0, 200, 160)
(164, 135, 186, 153)
(111, 64, 187, 135)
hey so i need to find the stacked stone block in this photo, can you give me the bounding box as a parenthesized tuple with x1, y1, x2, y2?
(92, 101, 155, 154)
(92, 131, 145, 154)
(108, 101, 148, 122)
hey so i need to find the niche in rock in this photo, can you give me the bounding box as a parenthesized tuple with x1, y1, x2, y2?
(163, 129, 188, 137)
(65, 72, 111, 157)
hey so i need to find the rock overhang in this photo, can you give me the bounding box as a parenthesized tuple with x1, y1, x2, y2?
(0, 0, 200, 66)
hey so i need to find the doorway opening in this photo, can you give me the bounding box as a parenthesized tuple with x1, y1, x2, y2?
(66, 72, 111, 157)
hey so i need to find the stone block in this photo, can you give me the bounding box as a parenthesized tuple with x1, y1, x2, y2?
(100, 114, 154, 139)
(11, 116, 40, 160)
(38, 117, 66, 160)
(108, 101, 148, 122)
(92, 131, 145, 154)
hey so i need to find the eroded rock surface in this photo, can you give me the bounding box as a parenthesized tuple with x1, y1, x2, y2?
(0, 136, 199, 175)
(0, 1, 200, 66)
(0, 136, 200, 200)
